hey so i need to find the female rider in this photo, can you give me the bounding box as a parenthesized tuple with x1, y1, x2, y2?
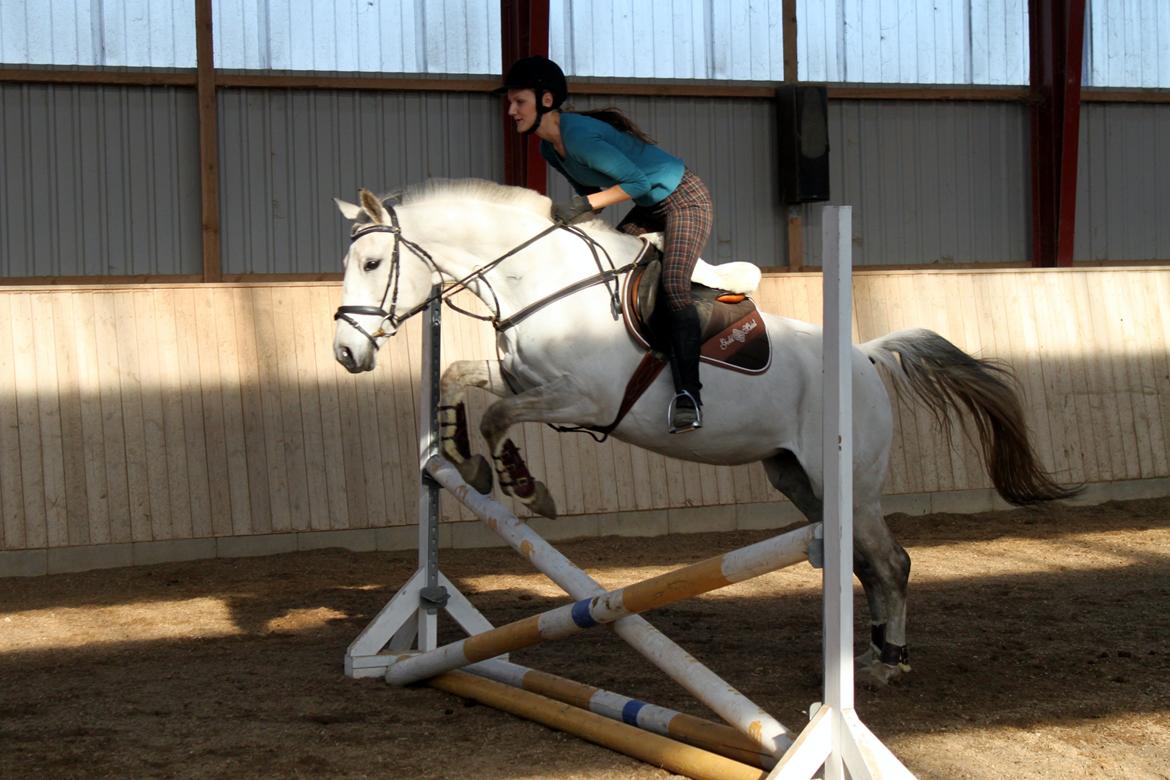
(499, 55, 714, 434)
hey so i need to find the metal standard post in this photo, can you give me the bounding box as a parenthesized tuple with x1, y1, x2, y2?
(767, 206, 915, 779)
(345, 294, 496, 677)
(416, 291, 445, 651)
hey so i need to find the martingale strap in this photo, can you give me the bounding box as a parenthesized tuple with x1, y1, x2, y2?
(550, 350, 668, 441)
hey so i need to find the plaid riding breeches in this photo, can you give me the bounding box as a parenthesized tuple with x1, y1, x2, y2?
(617, 169, 714, 312)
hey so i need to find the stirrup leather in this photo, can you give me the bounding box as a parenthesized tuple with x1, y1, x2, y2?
(667, 391, 702, 434)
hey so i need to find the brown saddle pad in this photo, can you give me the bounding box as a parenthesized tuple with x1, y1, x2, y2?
(622, 246, 770, 375)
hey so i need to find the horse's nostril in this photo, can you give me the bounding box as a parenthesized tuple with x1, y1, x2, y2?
(341, 347, 353, 363)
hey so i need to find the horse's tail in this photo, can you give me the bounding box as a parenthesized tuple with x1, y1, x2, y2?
(860, 328, 1082, 506)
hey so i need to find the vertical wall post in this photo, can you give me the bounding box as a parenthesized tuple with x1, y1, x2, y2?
(195, 0, 221, 281)
(1029, 0, 1087, 267)
(500, 0, 550, 194)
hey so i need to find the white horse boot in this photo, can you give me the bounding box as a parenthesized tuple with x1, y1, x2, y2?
(667, 304, 703, 434)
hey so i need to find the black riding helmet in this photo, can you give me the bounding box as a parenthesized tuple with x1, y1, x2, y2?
(496, 56, 568, 135)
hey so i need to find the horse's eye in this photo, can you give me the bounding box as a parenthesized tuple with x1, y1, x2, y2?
(364, 258, 382, 272)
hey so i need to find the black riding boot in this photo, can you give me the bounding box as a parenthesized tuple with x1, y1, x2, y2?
(668, 304, 703, 433)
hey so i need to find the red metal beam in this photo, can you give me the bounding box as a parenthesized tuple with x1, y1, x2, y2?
(500, 0, 550, 194)
(1029, 0, 1087, 267)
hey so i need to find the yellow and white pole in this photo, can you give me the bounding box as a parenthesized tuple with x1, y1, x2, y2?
(467, 658, 778, 769)
(386, 521, 817, 686)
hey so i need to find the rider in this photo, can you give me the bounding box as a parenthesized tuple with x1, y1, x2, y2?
(498, 55, 714, 434)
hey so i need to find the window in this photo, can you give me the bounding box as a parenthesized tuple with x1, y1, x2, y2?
(550, 0, 785, 81)
(212, 0, 501, 73)
(0, 0, 196, 67)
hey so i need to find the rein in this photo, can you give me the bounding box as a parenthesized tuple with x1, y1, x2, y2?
(334, 203, 628, 352)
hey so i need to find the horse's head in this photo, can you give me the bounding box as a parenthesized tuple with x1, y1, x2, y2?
(332, 188, 438, 373)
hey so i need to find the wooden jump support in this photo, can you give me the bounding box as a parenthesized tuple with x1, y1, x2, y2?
(345, 207, 915, 779)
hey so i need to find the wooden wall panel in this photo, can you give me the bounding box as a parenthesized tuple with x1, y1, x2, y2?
(0, 269, 1167, 554)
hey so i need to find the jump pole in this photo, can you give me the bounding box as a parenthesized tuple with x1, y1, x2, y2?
(464, 658, 778, 769)
(383, 519, 817, 684)
(766, 206, 915, 779)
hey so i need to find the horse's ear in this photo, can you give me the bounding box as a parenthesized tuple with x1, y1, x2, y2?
(359, 188, 390, 225)
(335, 197, 363, 221)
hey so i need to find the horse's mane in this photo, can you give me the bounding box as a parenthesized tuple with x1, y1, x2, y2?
(392, 177, 629, 242)
(398, 178, 551, 217)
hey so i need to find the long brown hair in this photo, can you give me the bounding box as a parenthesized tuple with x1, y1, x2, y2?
(565, 106, 657, 145)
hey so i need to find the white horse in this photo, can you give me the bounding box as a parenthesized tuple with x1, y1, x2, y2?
(332, 179, 1078, 683)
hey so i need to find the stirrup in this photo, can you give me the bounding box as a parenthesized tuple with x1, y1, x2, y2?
(667, 391, 702, 434)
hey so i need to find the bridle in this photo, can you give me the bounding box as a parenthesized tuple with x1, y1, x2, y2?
(333, 202, 632, 353)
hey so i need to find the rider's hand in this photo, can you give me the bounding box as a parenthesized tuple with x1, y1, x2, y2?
(551, 194, 594, 226)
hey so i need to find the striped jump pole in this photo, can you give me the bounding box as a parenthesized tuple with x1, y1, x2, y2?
(426, 455, 797, 757)
(386, 519, 818, 686)
(466, 658, 777, 769)
(430, 670, 768, 780)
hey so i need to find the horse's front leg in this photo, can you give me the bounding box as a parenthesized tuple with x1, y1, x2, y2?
(438, 360, 511, 495)
(480, 375, 605, 520)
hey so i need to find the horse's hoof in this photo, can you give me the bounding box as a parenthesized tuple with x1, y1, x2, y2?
(857, 660, 910, 689)
(458, 455, 493, 495)
(524, 481, 558, 519)
(854, 646, 879, 668)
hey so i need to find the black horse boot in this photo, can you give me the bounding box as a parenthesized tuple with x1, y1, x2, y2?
(667, 304, 703, 433)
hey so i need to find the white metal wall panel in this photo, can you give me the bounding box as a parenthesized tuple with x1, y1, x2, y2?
(0, 0, 196, 67)
(1086, 0, 1170, 87)
(550, 0, 785, 80)
(0, 84, 202, 277)
(217, 89, 504, 274)
(213, 0, 501, 73)
(799, 0, 1029, 84)
(1075, 103, 1170, 261)
(809, 100, 1031, 265)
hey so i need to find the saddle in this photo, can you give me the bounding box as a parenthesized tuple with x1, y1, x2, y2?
(622, 238, 770, 375)
(576, 239, 771, 438)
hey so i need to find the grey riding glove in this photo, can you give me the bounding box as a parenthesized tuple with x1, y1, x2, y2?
(552, 194, 593, 225)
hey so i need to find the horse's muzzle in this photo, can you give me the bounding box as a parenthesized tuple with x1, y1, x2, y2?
(335, 343, 375, 373)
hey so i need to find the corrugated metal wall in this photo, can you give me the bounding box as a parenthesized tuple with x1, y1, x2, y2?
(0, 0, 196, 67)
(218, 89, 504, 275)
(817, 99, 1032, 266)
(0, 83, 202, 277)
(551, 0, 785, 80)
(1076, 103, 1170, 261)
(2, 84, 1167, 276)
(798, 0, 1029, 84)
(1087, 0, 1170, 87)
(213, 0, 501, 73)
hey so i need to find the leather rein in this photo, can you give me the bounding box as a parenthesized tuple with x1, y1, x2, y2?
(333, 202, 632, 352)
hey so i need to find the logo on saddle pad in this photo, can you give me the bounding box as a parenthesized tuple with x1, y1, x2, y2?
(701, 310, 769, 373)
(717, 317, 758, 351)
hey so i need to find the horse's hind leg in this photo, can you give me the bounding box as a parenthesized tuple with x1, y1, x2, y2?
(765, 453, 911, 684)
(853, 499, 912, 686)
(438, 360, 510, 494)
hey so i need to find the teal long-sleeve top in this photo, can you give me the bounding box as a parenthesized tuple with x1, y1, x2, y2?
(540, 112, 685, 207)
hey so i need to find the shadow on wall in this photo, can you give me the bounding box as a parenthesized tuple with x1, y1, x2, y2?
(0, 267, 1167, 553)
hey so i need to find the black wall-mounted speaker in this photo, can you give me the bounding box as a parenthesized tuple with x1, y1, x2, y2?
(776, 85, 830, 204)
